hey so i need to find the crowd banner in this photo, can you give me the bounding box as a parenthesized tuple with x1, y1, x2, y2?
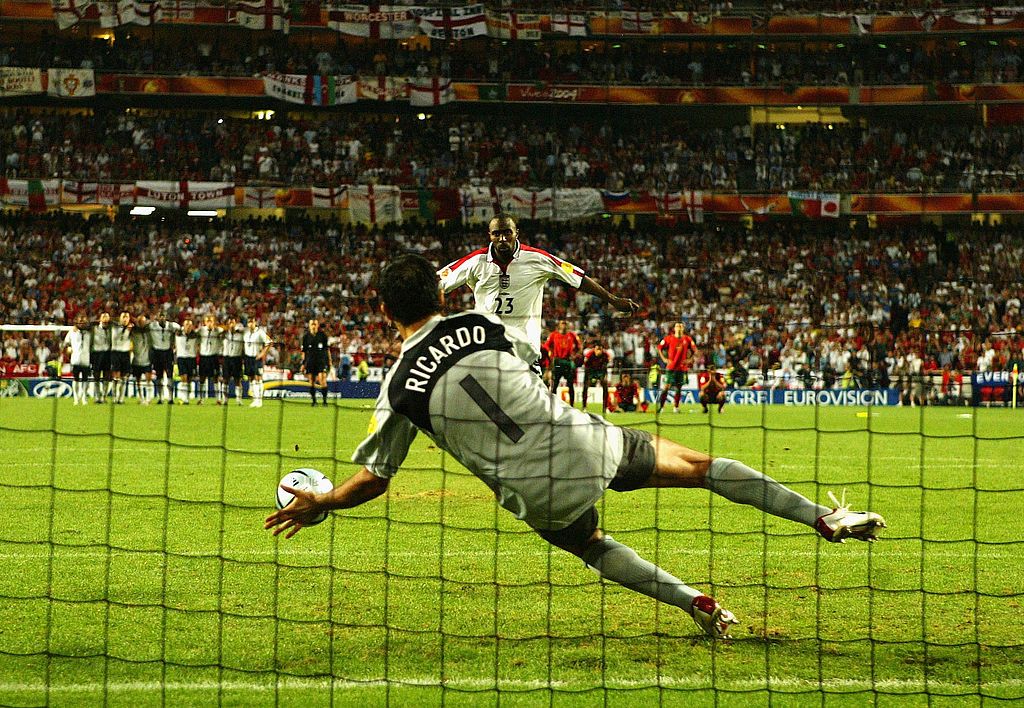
(98, 0, 162, 27)
(135, 181, 234, 208)
(357, 75, 408, 101)
(0, 68, 43, 97)
(459, 185, 503, 222)
(0, 179, 61, 211)
(46, 68, 96, 97)
(349, 184, 403, 226)
(51, 0, 95, 30)
(408, 77, 454, 106)
(486, 10, 541, 40)
(62, 181, 135, 205)
(327, 4, 419, 38)
(655, 190, 704, 222)
(788, 191, 841, 218)
(27, 1, 1024, 36)
(30, 181, 1024, 217)
(550, 13, 588, 36)
(310, 185, 347, 209)
(502, 188, 554, 220)
(415, 4, 488, 39)
(233, 0, 289, 32)
(263, 72, 357, 105)
(241, 186, 278, 208)
(552, 189, 604, 221)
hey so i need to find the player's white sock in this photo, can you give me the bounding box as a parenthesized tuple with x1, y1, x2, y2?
(705, 458, 829, 527)
(74, 380, 83, 403)
(162, 380, 170, 402)
(255, 381, 262, 401)
(581, 535, 701, 613)
(180, 382, 190, 403)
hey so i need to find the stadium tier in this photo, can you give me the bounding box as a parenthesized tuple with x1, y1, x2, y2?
(1, 3, 1023, 706)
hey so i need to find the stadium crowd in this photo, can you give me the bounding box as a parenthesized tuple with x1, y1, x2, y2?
(2, 211, 1021, 401)
(5, 110, 1024, 193)
(2, 34, 1018, 88)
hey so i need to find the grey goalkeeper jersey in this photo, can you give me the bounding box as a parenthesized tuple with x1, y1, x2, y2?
(130, 329, 151, 366)
(352, 312, 625, 531)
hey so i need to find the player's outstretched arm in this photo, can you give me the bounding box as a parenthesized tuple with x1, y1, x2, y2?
(579, 276, 640, 314)
(264, 467, 389, 538)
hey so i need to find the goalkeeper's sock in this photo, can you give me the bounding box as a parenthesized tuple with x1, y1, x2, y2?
(705, 458, 829, 528)
(581, 535, 700, 614)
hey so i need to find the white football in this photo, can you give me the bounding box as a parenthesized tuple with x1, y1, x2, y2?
(276, 468, 334, 526)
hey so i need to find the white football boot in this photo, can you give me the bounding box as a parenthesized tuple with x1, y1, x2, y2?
(816, 490, 887, 543)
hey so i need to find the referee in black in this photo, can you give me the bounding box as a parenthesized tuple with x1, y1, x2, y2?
(300, 318, 331, 407)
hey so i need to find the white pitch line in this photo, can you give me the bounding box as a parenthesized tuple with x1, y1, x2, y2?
(0, 545, 1018, 562)
(0, 675, 1020, 695)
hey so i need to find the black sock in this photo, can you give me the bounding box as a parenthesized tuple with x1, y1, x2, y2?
(321, 388, 328, 404)
(310, 387, 317, 403)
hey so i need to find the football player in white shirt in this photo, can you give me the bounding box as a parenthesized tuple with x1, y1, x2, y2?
(197, 314, 225, 405)
(437, 214, 640, 368)
(147, 312, 180, 404)
(266, 254, 886, 639)
(110, 311, 133, 404)
(63, 314, 92, 405)
(221, 316, 246, 406)
(243, 315, 273, 408)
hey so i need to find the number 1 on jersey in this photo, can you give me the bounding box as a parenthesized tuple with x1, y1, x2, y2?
(459, 374, 524, 443)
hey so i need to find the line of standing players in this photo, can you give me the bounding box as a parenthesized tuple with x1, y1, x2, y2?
(61, 310, 275, 407)
(542, 321, 727, 415)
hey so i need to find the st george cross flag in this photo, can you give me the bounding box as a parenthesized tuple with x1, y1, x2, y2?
(243, 186, 278, 208)
(327, 4, 419, 38)
(98, 0, 134, 26)
(348, 184, 402, 225)
(98, 0, 162, 26)
(311, 185, 347, 208)
(62, 181, 98, 204)
(656, 190, 704, 223)
(235, 0, 289, 32)
(416, 4, 487, 40)
(459, 185, 503, 222)
(62, 181, 134, 205)
(502, 188, 553, 220)
(550, 13, 587, 36)
(620, 10, 655, 33)
(51, 0, 95, 29)
(135, 181, 234, 208)
(486, 11, 541, 40)
(408, 77, 454, 106)
(682, 189, 704, 223)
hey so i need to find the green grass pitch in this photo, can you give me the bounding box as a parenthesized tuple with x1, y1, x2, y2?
(0, 398, 1022, 707)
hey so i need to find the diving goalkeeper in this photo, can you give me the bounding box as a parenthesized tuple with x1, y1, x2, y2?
(265, 254, 886, 638)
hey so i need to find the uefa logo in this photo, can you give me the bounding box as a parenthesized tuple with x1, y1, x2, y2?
(32, 380, 74, 398)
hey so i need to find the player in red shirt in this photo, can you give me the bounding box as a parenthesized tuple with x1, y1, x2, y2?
(699, 369, 727, 414)
(657, 323, 697, 414)
(610, 372, 642, 413)
(543, 321, 582, 407)
(582, 341, 611, 414)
